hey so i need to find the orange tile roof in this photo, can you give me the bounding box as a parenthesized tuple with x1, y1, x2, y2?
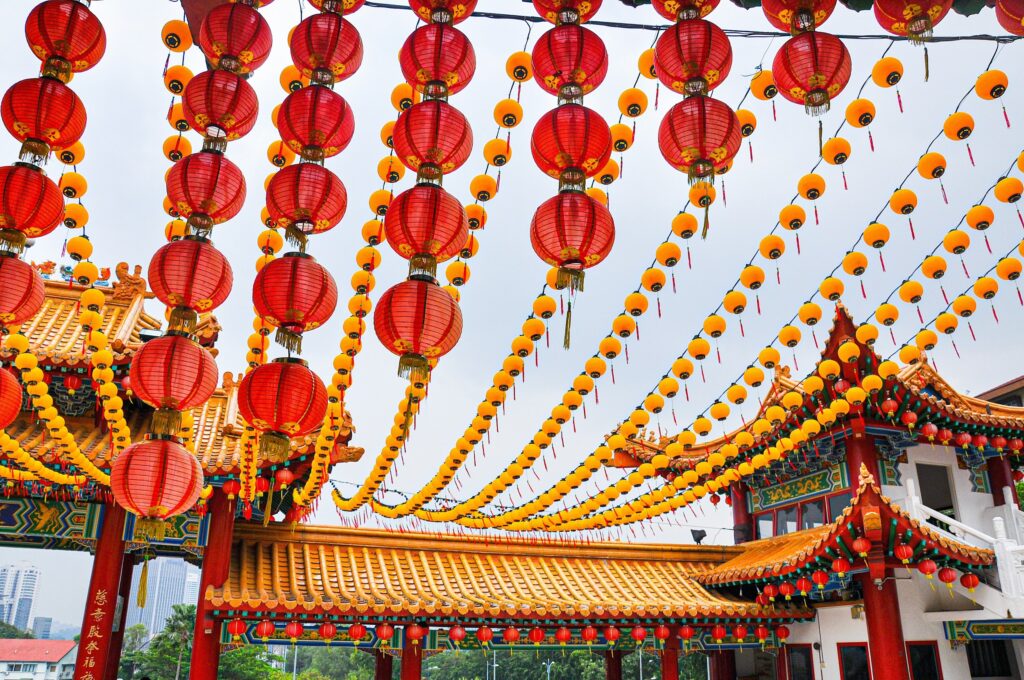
(698, 465, 994, 586)
(207, 524, 801, 622)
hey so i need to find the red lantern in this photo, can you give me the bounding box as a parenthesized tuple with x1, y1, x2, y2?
(533, 0, 604, 22)
(308, 0, 367, 13)
(290, 13, 364, 85)
(63, 374, 82, 395)
(128, 333, 218, 433)
(385, 184, 468, 275)
(0, 165, 64, 241)
(1, 77, 86, 157)
(274, 468, 295, 491)
(993, 436, 1008, 452)
(832, 557, 851, 577)
(920, 422, 938, 441)
(410, 0, 479, 23)
(772, 32, 851, 115)
(654, 624, 671, 641)
(937, 428, 953, 444)
(110, 435, 204, 519)
(528, 627, 545, 644)
(255, 620, 276, 642)
(319, 622, 337, 643)
(996, 0, 1024, 35)
(651, 0, 721, 20)
(776, 625, 790, 643)
(530, 191, 615, 291)
(894, 544, 914, 564)
(762, 0, 837, 33)
(25, 0, 106, 77)
(1011, 438, 1024, 454)
(531, 24, 608, 96)
(938, 566, 958, 590)
(812, 569, 830, 590)
(733, 625, 748, 641)
(755, 593, 769, 607)
(580, 625, 597, 643)
(954, 432, 973, 449)
(531, 104, 612, 180)
(476, 626, 494, 644)
(658, 96, 741, 183)
(255, 476, 270, 495)
(237, 357, 328, 461)
(253, 252, 338, 350)
(284, 620, 304, 643)
(604, 626, 620, 643)
(406, 624, 427, 646)
(148, 236, 233, 329)
(227, 619, 247, 640)
(182, 70, 259, 141)
(0, 368, 23, 430)
(165, 151, 247, 232)
(755, 625, 770, 643)
(654, 20, 733, 96)
(960, 572, 980, 592)
(222, 478, 241, 499)
(678, 624, 695, 643)
(778, 581, 796, 600)
(198, 3, 273, 74)
(376, 623, 395, 644)
(852, 537, 872, 557)
(0, 256, 45, 327)
(503, 627, 521, 644)
(918, 559, 938, 579)
(873, 0, 953, 41)
(555, 626, 572, 645)
(630, 625, 647, 643)
(973, 434, 989, 451)
(374, 278, 463, 383)
(711, 624, 727, 642)
(796, 577, 814, 596)
(349, 623, 367, 641)
(880, 399, 899, 417)
(901, 411, 918, 429)
(1015, 470, 1024, 483)
(399, 24, 476, 98)
(762, 583, 779, 601)
(266, 163, 348, 239)
(392, 100, 473, 179)
(278, 85, 355, 161)
(448, 625, 466, 644)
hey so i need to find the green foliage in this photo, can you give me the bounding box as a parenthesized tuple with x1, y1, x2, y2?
(218, 645, 286, 680)
(0, 621, 34, 639)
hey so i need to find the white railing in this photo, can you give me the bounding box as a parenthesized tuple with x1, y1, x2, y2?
(905, 479, 1024, 612)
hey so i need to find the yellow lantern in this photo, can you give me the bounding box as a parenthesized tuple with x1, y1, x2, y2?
(610, 123, 634, 151)
(672, 212, 699, 239)
(694, 417, 712, 436)
(740, 264, 765, 290)
(743, 366, 764, 387)
(506, 51, 533, 81)
(511, 335, 534, 357)
(688, 337, 711, 360)
(483, 138, 511, 166)
(470, 174, 498, 201)
(522, 317, 546, 341)
(618, 88, 648, 117)
(875, 303, 899, 326)
(163, 135, 192, 162)
(995, 177, 1023, 204)
(673, 357, 694, 379)
(944, 112, 975, 140)
(798, 173, 826, 200)
(862, 374, 883, 394)
(494, 99, 523, 128)
(585, 356, 606, 378)
(703, 314, 726, 338)
(838, 341, 860, 364)
(659, 377, 679, 398)
(996, 257, 1022, 281)
(975, 69, 1008, 100)
(612, 314, 636, 338)
(973, 276, 998, 300)
(656, 242, 682, 267)
(162, 19, 192, 52)
(782, 391, 803, 410)
(871, 57, 903, 87)
(846, 387, 866, 406)
(751, 70, 777, 100)
(899, 345, 921, 365)
(921, 255, 947, 279)
(916, 329, 938, 351)
(855, 323, 878, 346)
(798, 301, 822, 326)
(898, 280, 924, 304)
(779, 204, 806, 230)
(779, 325, 801, 348)
(644, 394, 665, 414)
(642, 268, 667, 293)
(822, 137, 851, 165)
(723, 290, 747, 314)
(819, 276, 844, 301)
(737, 109, 757, 137)
(625, 292, 649, 317)
(842, 251, 868, 276)
(726, 384, 747, 404)
(600, 336, 621, 359)
(818, 360, 841, 381)
(943, 230, 970, 255)
(877, 361, 900, 379)
(758, 346, 780, 369)
(845, 98, 876, 127)
(759, 235, 785, 260)
(709, 401, 730, 421)
(863, 222, 890, 249)
(889, 189, 917, 215)
(66, 235, 92, 262)
(917, 152, 946, 179)
(573, 374, 594, 395)
(533, 294, 557, 319)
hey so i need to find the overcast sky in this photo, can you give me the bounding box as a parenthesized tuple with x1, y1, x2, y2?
(1, 0, 1022, 627)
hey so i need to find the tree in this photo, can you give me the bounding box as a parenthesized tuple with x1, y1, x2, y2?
(134, 605, 195, 680)
(0, 621, 33, 639)
(118, 623, 148, 680)
(218, 644, 286, 680)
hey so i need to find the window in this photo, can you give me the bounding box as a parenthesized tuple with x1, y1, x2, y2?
(801, 498, 826, 530)
(757, 512, 775, 539)
(777, 506, 798, 535)
(787, 644, 815, 680)
(829, 491, 853, 521)
(966, 639, 1014, 678)
(906, 642, 942, 680)
(838, 643, 871, 680)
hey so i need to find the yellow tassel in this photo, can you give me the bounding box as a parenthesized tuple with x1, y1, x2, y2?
(137, 558, 148, 609)
(563, 301, 573, 350)
(263, 488, 274, 527)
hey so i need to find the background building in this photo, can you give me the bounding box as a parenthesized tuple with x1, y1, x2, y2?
(0, 639, 76, 680)
(31, 617, 51, 640)
(0, 563, 39, 632)
(125, 558, 200, 639)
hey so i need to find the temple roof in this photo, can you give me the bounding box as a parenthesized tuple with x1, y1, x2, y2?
(207, 524, 807, 623)
(697, 466, 994, 587)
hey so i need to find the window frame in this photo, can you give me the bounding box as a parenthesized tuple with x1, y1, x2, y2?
(905, 640, 943, 680)
(786, 643, 816, 680)
(837, 642, 872, 680)
(753, 489, 855, 538)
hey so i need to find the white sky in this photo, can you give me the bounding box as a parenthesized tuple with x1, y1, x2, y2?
(0, 0, 1022, 626)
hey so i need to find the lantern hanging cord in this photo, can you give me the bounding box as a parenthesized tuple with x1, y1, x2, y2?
(362, 2, 1024, 42)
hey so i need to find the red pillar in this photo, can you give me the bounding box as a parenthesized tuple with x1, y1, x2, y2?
(400, 637, 422, 680)
(189, 489, 236, 680)
(375, 650, 393, 680)
(710, 649, 736, 680)
(731, 481, 753, 544)
(102, 554, 134, 680)
(845, 434, 880, 485)
(858, 571, 910, 680)
(605, 650, 624, 680)
(775, 647, 790, 680)
(75, 503, 127, 680)
(661, 635, 679, 679)
(987, 455, 1020, 507)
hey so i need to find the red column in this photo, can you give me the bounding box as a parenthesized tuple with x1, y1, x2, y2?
(661, 635, 679, 679)
(775, 647, 790, 680)
(987, 455, 1020, 507)
(858, 572, 910, 680)
(375, 650, 393, 680)
(400, 637, 422, 680)
(189, 489, 236, 680)
(75, 503, 127, 680)
(604, 650, 624, 680)
(731, 481, 753, 544)
(102, 554, 134, 680)
(710, 649, 736, 680)
(845, 434, 880, 485)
